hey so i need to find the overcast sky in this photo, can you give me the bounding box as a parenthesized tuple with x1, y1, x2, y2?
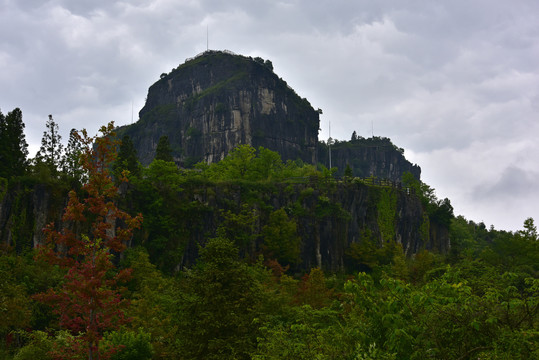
(1, 0, 538, 232)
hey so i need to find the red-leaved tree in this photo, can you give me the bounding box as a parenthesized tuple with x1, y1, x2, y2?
(34, 122, 143, 360)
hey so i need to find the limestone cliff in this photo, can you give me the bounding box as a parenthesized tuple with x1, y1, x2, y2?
(0, 180, 450, 273)
(318, 137, 421, 181)
(117, 50, 320, 167)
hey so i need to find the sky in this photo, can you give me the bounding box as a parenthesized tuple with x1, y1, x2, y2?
(1, 0, 538, 232)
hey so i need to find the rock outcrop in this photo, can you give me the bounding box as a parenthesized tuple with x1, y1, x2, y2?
(318, 137, 421, 181)
(118, 50, 320, 167)
(0, 179, 450, 273)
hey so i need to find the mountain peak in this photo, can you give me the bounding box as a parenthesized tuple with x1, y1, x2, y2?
(119, 50, 320, 167)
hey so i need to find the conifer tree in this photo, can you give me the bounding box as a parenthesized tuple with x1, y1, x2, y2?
(0, 108, 29, 178)
(35, 114, 63, 174)
(344, 164, 353, 178)
(62, 128, 85, 182)
(114, 135, 141, 179)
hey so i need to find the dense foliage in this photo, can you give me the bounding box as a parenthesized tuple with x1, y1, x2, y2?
(0, 112, 537, 359)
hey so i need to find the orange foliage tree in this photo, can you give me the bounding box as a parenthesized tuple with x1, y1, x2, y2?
(34, 122, 142, 360)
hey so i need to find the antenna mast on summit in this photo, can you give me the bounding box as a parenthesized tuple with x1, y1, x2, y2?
(328, 120, 333, 170)
(206, 25, 209, 51)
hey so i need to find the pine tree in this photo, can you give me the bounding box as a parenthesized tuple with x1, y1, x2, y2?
(155, 135, 173, 162)
(0, 108, 29, 178)
(114, 135, 141, 179)
(62, 128, 85, 182)
(35, 114, 63, 175)
(344, 164, 353, 178)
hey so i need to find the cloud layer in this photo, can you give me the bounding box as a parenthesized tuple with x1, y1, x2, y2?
(1, 0, 538, 231)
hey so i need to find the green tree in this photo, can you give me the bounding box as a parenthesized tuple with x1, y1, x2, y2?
(176, 236, 265, 359)
(217, 203, 259, 251)
(200, 144, 256, 181)
(62, 128, 85, 182)
(155, 135, 174, 162)
(122, 248, 179, 358)
(262, 208, 301, 266)
(254, 305, 356, 360)
(134, 159, 187, 272)
(35, 114, 63, 175)
(101, 330, 153, 360)
(251, 147, 283, 180)
(0, 266, 31, 342)
(114, 135, 141, 180)
(344, 163, 353, 179)
(0, 108, 29, 178)
(520, 217, 537, 241)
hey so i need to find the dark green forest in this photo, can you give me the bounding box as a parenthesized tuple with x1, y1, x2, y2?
(0, 109, 537, 359)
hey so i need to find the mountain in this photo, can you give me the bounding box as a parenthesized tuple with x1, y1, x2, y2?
(117, 50, 320, 167)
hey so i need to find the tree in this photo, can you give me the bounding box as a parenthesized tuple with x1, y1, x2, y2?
(295, 268, 333, 309)
(34, 122, 143, 360)
(351, 130, 358, 141)
(0, 108, 29, 178)
(134, 160, 187, 272)
(176, 236, 265, 359)
(35, 114, 63, 175)
(520, 217, 537, 241)
(264, 59, 273, 71)
(101, 330, 153, 360)
(262, 209, 301, 266)
(62, 128, 85, 182)
(154, 135, 174, 162)
(201, 144, 256, 181)
(122, 248, 179, 358)
(114, 135, 141, 179)
(344, 164, 353, 179)
(251, 147, 283, 180)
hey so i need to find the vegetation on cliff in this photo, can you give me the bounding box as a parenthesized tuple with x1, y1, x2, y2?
(1, 111, 537, 359)
(318, 134, 421, 181)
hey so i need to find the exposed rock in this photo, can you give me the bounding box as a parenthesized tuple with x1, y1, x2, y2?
(0, 180, 450, 273)
(318, 136, 421, 181)
(117, 50, 320, 167)
(0, 182, 67, 251)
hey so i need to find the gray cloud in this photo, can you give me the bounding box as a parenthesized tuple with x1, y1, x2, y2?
(1, 0, 538, 231)
(473, 166, 538, 200)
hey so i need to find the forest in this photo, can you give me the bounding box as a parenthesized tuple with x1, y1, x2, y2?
(0, 108, 538, 359)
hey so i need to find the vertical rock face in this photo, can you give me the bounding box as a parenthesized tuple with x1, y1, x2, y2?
(118, 51, 320, 167)
(318, 137, 421, 181)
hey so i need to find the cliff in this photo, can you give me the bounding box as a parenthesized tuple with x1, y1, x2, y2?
(117, 50, 319, 167)
(0, 178, 450, 273)
(0, 180, 67, 251)
(318, 136, 421, 181)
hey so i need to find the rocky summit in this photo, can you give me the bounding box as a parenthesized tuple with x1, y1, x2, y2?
(118, 50, 320, 167)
